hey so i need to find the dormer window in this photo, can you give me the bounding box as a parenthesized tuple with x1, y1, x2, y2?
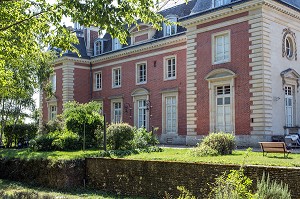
(112, 38, 121, 51)
(94, 40, 103, 56)
(214, 0, 230, 7)
(164, 17, 177, 37)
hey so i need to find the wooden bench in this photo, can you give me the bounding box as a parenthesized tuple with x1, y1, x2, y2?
(259, 142, 291, 158)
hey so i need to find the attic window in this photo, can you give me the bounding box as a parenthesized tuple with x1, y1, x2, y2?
(164, 16, 177, 37)
(214, 0, 230, 7)
(94, 40, 103, 56)
(112, 38, 121, 51)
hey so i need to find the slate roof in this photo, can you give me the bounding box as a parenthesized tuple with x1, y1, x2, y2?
(66, 0, 300, 58)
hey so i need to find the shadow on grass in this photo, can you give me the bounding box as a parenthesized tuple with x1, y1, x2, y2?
(0, 179, 143, 199)
(264, 155, 293, 159)
(0, 149, 59, 160)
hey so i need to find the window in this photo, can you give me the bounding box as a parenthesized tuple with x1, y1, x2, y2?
(94, 71, 102, 90)
(285, 36, 294, 59)
(137, 100, 147, 128)
(205, 68, 236, 133)
(164, 17, 177, 36)
(136, 62, 147, 84)
(165, 96, 177, 133)
(214, 0, 230, 7)
(285, 86, 294, 127)
(112, 38, 121, 51)
(282, 28, 297, 60)
(94, 40, 103, 55)
(49, 105, 57, 120)
(112, 67, 121, 88)
(112, 101, 122, 123)
(162, 92, 178, 134)
(50, 74, 56, 92)
(164, 56, 176, 80)
(213, 31, 230, 64)
(215, 85, 232, 132)
(132, 88, 149, 130)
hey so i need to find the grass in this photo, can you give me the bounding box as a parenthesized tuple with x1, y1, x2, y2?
(1, 147, 300, 167)
(0, 179, 139, 199)
(123, 148, 300, 167)
(0, 148, 101, 161)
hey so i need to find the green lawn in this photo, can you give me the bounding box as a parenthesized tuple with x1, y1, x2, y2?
(123, 148, 300, 167)
(0, 148, 100, 161)
(0, 179, 138, 199)
(1, 147, 300, 167)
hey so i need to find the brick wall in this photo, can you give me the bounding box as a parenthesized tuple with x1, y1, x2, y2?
(195, 16, 251, 135)
(86, 158, 300, 198)
(73, 67, 92, 103)
(92, 44, 187, 136)
(135, 33, 148, 43)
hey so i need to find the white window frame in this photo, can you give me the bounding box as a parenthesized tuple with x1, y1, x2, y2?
(162, 92, 178, 134)
(93, 71, 102, 91)
(50, 73, 56, 93)
(285, 36, 295, 60)
(212, 30, 231, 65)
(111, 99, 123, 123)
(48, 104, 57, 121)
(284, 85, 294, 127)
(206, 69, 236, 133)
(132, 88, 149, 130)
(163, 16, 177, 37)
(136, 61, 147, 85)
(112, 38, 121, 51)
(164, 55, 177, 81)
(94, 40, 103, 56)
(112, 67, 121, 88)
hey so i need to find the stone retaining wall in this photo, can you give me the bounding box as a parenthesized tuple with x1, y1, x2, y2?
(0, 158, 85, 189)
(86, 158, 300, 198)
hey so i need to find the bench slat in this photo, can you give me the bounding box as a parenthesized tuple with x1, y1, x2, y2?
(259, 142, 290, 158)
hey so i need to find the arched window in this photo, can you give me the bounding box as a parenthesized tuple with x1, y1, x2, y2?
(282, 28, 297, 60)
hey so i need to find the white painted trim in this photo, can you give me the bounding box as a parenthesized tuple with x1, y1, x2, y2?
(163, 55, 177, 81)
(112, 66, 122, 88)
(135, 61, 147, 85)
(161, 92, 178, 135)
(110, 98, 123, 123)
(93, 45, 185, 69)
(212, 30, 231, 65)
(93, 71, 102, 91)
(132, 94, 149, 130)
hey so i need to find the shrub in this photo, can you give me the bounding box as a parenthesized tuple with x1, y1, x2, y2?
(34, 133, 56, 151)
(209, 169, 253, 199)
(52, 129, 81, 151)
(63, 101, 103, 148)
(106, 123, 134, 150)
(131, 127, 159, 149)
(254, 173, 291, 199)
(190, 144, 219, 157)
(201, 132, 235, 155)
(43, 116, 63, 134)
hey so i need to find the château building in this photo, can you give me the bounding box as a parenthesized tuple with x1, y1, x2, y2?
(41, 0, 300, 146)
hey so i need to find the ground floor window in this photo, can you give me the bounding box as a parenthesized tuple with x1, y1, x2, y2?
(49, 105, 57, 120)
(285, 86, 294, 127)
(216, 85, 232, 132)
(112, 101, 122, 123)
(162, 91, 178, 134)
(166, 96, 177, 133)
(137, 100, 147, 128)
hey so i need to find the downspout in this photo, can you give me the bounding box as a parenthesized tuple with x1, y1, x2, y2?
(90, 62, 93, 100)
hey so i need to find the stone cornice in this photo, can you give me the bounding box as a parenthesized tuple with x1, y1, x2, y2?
(91, 34, 186, 64)
(54, 56, 91, 65)
(181, 0, 263, 27)
(264, 0, 300, 21)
